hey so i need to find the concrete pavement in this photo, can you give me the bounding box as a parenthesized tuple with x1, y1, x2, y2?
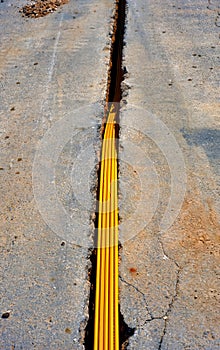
(0, 0, 114, 348)
(0, 0, 219, 349)
(120, 0, 220, 349)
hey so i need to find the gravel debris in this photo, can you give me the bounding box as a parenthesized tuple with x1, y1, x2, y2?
(20, 0, 68, 18)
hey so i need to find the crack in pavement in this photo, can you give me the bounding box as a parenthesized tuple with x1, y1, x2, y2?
(158, 235, 180, 270)
(120, 262, 181, 349)
(157, 268, 181, 350)
(120, 232, 182, 348)
(119, 275, 154, 320)
(157, 236, 181, 350)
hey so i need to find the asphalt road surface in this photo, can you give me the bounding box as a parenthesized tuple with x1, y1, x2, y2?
(0, 0, 220, 349)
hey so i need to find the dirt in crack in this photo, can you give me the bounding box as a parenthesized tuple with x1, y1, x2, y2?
(84, 0, 135, 349)
(106, 0, 126, 103)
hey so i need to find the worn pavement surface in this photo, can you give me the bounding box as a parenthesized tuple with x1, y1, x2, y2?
(120, 0, 220, 349)
(0, 0, 220, 349)
(0, 0, 113, 348)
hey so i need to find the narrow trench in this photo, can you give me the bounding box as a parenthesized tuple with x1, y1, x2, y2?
(84, 0, 135, 349)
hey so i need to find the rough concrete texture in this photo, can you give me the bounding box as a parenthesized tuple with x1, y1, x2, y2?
(120, 0, 220, 349)
(0, 0, 114, 348)
(1, 0, 220, 349)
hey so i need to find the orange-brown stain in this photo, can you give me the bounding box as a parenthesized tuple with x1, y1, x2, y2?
(129, 267, 137, 276)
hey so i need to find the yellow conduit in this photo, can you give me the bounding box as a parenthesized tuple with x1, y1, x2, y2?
(94, 105, 119, 350)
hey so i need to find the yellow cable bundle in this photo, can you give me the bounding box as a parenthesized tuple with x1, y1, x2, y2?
(94, 105, 119, 350)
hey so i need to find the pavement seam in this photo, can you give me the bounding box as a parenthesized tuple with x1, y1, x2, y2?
(85, 1, 131, 348)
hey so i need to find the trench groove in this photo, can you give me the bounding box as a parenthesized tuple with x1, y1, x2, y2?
(84, 1, 135, 349)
